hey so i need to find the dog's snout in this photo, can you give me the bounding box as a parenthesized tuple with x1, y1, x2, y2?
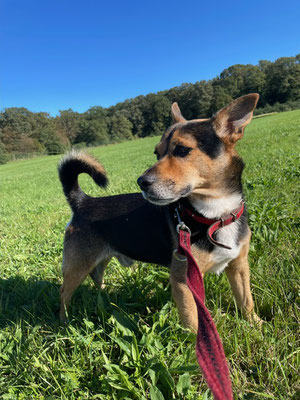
(137, 174, 155, 191)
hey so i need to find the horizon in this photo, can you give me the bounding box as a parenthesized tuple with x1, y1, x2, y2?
(1, 0, 300, 116)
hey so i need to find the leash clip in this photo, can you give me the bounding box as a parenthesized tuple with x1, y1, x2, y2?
(176, 221, 191, 234)
(175, 207, 191, 234)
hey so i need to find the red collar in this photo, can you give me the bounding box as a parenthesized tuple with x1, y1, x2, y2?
(176, 200, 245, 250)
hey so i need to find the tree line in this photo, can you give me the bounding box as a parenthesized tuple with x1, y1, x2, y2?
(1, 54, 299, 164)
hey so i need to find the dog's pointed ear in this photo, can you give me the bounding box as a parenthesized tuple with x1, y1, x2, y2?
(171, 102, 186, 124)
(213, 94, 259, 143)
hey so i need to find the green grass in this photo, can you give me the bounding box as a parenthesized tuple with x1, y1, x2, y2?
(0, 110, 299, 399)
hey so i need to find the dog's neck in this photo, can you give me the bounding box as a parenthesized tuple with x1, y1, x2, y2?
(188, 193, 243, 219)
(185, 153, 244, 219)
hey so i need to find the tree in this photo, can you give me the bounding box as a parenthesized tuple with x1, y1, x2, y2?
(175, 81, 214, 119)
(0, 107, 33, 135)
(261, 56, 300, 105)
(150, 95, 171, 135)
(0, 108, 40, 154)
(210, 85, 233, 114)
(74, 106, 109, 146)
(109, 113, 133, 142)
(32, 125, 66, 155)
(44, 131, 66, 155)
(76, 119, 109, 146)
(57, 109, 81, 143)
(0, 141, 9, 164)
(137, 94, 171, 137)
(120, 97, 146, 137)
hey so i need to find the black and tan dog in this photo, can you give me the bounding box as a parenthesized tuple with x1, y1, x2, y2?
(58, 94, 262, 330)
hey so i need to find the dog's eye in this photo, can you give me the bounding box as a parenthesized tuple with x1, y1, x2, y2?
(173, 145, 191, 158)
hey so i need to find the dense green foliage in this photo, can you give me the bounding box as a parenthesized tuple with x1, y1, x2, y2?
(1, 55, 300, 163)
(0, 110, 299, 399)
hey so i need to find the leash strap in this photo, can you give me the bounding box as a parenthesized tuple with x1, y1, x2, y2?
(177, 229, 233, 400)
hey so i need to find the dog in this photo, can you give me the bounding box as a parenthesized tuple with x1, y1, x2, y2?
(58, 94, 262, 330)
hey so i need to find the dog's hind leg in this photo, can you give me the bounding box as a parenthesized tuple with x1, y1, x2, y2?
(59, 259, 91, 323)
(89, 258, 111, 288)
(116, 255, 134, 267)
(59, 243, 106, 323)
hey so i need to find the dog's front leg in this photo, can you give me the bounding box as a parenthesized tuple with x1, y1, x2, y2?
(226, 241, 262, 326)
(170, 255, 198, 333)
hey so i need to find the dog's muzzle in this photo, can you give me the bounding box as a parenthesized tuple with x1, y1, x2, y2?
(137, 174, 155, 191)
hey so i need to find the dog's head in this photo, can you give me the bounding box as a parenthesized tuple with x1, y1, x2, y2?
(137, 94, 259, 205)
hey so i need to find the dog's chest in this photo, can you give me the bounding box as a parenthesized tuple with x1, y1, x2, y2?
(208, 221, 241, 274)
(190, 195, 243, 275)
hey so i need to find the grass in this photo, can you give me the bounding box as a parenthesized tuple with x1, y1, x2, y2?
(0, 110, 299, 399)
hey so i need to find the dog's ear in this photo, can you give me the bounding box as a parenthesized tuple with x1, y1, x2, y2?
(171, 102, 186, 124)
(213, 94, 259, 143)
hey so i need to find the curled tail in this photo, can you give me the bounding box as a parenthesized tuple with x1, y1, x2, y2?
(58, 150, 108, 212)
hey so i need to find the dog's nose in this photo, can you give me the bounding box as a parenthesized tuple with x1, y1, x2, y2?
(137, 175, 155, 191)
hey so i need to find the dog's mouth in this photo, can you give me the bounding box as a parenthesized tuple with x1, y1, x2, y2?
(141, 185, 192, 206)
(141, 191, 178, 205)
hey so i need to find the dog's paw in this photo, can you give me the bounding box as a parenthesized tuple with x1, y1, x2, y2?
(245, 311, 264, 328)
(59, 308, 69, 325)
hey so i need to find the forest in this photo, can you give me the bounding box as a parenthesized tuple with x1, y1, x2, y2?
(0, 54, 299, 163)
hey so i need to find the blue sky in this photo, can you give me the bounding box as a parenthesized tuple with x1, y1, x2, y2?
(1, 0, 299, 115)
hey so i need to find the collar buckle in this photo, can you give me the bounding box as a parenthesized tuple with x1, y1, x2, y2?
(230, 212, 237, 222)
(220, 216, 225, 227)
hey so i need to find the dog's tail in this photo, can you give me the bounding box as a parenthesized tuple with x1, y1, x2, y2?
(58, 150, 108, 212)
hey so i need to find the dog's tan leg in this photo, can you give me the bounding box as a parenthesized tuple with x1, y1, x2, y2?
(226, 240, 262, 325)
(89, 258, 111, 288)
(59, 264, 90, 323)
(59, 247, 101, 323)
(170, 257, 198, 333)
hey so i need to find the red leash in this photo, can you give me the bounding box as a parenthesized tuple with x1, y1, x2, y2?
(174, 210, 235, 400)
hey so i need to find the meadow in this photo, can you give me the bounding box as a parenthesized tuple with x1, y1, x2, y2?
(0, 110, 299, 399)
